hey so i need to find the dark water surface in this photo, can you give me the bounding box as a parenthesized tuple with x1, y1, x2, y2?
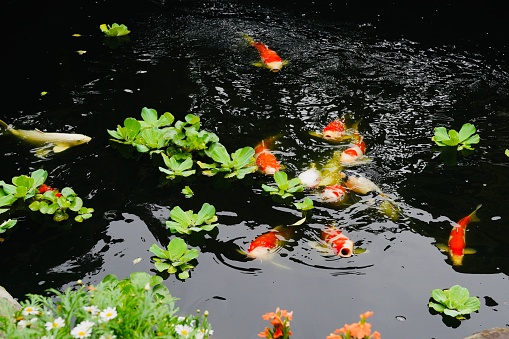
(1, 1, 509, 338)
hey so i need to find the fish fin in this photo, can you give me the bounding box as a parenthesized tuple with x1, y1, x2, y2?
(236, 248, 248, 256)
(469, 204, 482, 223)
(282, 60, 289, 66)
(464, 248, 477, 255)
(0, 119, 9, 131)
(436, 243, 449, 252)
(289, 216, 307, 226)
(353, 247, 366, 255)
(53, 145, 70, 153)
(34, 128, 45, 134)
(241, 33, 254, 44)
(252, 61, 264, 67)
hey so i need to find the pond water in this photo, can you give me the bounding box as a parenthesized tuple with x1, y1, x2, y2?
(1, 1, 509, 338)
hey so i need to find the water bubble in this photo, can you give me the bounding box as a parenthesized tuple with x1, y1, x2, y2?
(395, 315, 406, 321)
(492, 216, 501, 221)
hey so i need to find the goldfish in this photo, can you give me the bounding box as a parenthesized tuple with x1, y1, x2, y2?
(321, 226, 354, 257)
(246, 225, 295, 261)
(243, 34, 287, 72)
(0, 118, 91, 153)
(437, 205, 482, 266)
(340, 132, 367, 164)
(340, 170, 382, 195)
(255, 138, 281, 175)
(320, 184, 347, 203)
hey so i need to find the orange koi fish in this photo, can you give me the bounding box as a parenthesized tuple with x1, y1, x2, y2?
(38, 184, 62, 197)
(323, 119, 347, 140)
(247, 226, 294, 260)
(340, 132, 366, 164)
(255, 138, 281, 175)
(438, 205, 482, 266)
(320, 184, 347, 203)
(243, 34, 286, 72)
(321, 226, 354, 257)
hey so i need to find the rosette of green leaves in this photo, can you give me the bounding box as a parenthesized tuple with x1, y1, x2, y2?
(107, 107, 175, 153)
(159, 154, 196, 179)
(198, 143, 257, 179)
(293, 197, 314, 211)
(432, 123, 480, 151)
(170, 114, 220, 154)
(429, 285, 480, 320)
(262, 171, 305, 199)
(100, 23, 130, 37)
(166, 203, 218, 234)
(29, 187, 94, 222)
(0, 168, 47, 212)
(0, 219, 17, 234)
(150, 238, 199, 280)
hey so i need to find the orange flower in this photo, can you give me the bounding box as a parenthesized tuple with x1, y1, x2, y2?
(371, 331, 381, 339)
(258, 327, 270, 338)
(360, 311, 374, 321)
(262, 311, 277, 321)
(349, 321, 372, 338)
(273, 325, 283, 338)
(326, 333, 342, 339)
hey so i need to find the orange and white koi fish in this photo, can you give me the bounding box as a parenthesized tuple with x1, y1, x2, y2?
(320, 184, 347, 203)
(340, 132, 367, 164)
(322, 119, 347, 140)
(255, 138, 281, 175)
(243, 34, 286, 72)
(321, 226, 354, 257)
(246, 225, 295, 261)
(438, 205, 482, 266)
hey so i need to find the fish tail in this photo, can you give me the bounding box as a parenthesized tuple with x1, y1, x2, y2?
(0, 119, 9, 132)
(469, 204, 482, 223)
(241, 33, 255, 45)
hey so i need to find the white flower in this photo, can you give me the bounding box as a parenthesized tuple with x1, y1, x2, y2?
(83, 305, 100, 316)
(177, 316, 186, 322)
(17, 320, 28, 329)
(22, 305, 39, 316)
(195, 328, 214, 339)
(99, 307, 118, 322)
(175, 324, 193, 338)
(71, 320, 95, 338)
(45, 317, 65, 331)
(99, 334, 117, 339)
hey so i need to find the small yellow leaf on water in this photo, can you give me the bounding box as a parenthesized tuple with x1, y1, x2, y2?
(40, 91, 48, 96)
(133, 257, 142, 265)
(72, 34, 82, 37)
(76, 50, 87, 55)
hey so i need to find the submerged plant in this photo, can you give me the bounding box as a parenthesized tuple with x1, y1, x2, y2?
(428, 284, 480, 320)
(0, 169, 93, 224)
(258, 307, 293, 339)
(150, 237, 199, 280)
(432, 123, 480, 151)
(100, 23, 130, 37)
(262, 171, 305, 199)
(327, 311, 381, 339)
(166, 203, 218, 234)
(0, 272, 213, 338)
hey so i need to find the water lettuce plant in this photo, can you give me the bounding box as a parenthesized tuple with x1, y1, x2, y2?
(182, 185, 194, 198)
(262, 171, 305, 199)
(159, 154, 196, 179)
(0, 272, 213, 338)
(100, 23, 130, 37)
(428, 284, 480, 320)
(166, 203, 218, 234)
(150, 237, 199, 280)
(432, 123, 480, 151)
(198, 143, 257, 179)
(293, 197, 314, 211)
(0, 169, 93, 224)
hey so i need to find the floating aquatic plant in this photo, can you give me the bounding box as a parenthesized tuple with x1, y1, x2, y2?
(428, 284, 480, 320)
(262, 171, 305, 199)
(432, 123, 480, 151)
(165, 203, 218, 235)
(150, 237, 199, 280)
(100, 23, 130, 37)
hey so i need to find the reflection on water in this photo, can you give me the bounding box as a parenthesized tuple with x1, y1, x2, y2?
(1, 1, 509, 338)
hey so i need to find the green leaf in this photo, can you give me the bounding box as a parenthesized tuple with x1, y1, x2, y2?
(443, 308, 461, 318)
(167, 238, 187, 261)
(205, 143, 232, 165)
(274, 171, 289, 189)
(149, 244, 170, 259)
(432, 127, 449, 143)
(458, 123, 476, 142)
(231, 147, 255, 168)
(14, 186, 28, 199)
(0, 194, 17, 208)
(196, 203, 216, 225)
(169, 206, 193, 226)
(462, 134, 480, 146)
(178, 271, 190, 280)
(428, 301, 446, 313)
(461, 297, 481, 313)
(182, 186, 194, 198)
(154, 261, 172, 272)
(431, 289, 447, 304)
(140, 107, 159, 127)
(448, 285, 470, 308)
(31, 169, 48, 187)
(0, 219, 17, 233)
